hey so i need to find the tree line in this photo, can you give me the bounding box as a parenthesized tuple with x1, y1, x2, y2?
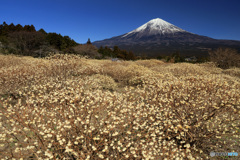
(98, 46, 136, 60)
(0, 22, 137, 60)
(0, 22, 78, 57)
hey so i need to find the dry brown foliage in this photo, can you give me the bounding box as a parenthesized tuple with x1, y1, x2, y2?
(73, 44, 101, 58)
(209, 48, 240, 69)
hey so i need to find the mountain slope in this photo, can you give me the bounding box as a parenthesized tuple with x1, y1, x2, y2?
(93, 18, 240, 57)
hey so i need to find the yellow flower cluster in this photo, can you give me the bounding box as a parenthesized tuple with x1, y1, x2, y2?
(0, 54, 239, 159)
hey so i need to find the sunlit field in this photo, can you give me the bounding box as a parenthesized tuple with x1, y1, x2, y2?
(0, 54, 239, 159)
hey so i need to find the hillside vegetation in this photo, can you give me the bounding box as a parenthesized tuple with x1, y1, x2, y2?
(0, 54, 239, 159)
(0, 22, 78, 57)
(0, 22, 138, 60)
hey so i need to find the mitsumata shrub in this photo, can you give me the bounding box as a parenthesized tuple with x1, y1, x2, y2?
(0, 54, 239, 159)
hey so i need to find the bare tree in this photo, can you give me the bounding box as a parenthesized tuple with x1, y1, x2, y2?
(209, 48, 240, 69)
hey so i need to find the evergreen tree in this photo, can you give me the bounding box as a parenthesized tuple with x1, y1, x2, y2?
(87, 38, 92, 45)
(98, 46, 104, 54)
(8, 23, 16, 32)
(15, 24, 23, 32)
(3, 21, 7, 26)
(38, 28, 47, 34)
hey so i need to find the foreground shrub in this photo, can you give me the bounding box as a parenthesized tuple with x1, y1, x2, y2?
(0, 54, 239, 159)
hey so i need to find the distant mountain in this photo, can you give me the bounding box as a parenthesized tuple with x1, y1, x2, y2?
(93, 18, 240, 57)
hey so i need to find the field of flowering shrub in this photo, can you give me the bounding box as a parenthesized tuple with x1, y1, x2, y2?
(0, 54, 239, 159)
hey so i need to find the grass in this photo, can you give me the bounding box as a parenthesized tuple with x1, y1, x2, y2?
(0, 53, 239, 159)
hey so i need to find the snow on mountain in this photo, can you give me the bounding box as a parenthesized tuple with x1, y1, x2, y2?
(93, 18, 240, 57)
(122, 18, 186, 38)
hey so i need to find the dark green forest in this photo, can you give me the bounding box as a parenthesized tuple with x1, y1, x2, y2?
(0, 22, 78, 57)
(98, 46, 136, 60)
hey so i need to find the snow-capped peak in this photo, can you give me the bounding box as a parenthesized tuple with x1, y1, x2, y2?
(122, 18, 186, 38)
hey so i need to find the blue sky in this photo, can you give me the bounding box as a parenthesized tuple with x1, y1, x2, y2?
(1, 0, 240, 43)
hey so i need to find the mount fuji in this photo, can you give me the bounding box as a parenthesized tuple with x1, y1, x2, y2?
(121, 18, 186, 38)
(93, 18, 240, 57)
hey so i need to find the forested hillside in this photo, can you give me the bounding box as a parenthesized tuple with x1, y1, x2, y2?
(0, 22, 138, 60)
(0, 22, 78, 57)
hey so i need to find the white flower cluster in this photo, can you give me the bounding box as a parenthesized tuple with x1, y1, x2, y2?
(0, 54, 239, 159)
